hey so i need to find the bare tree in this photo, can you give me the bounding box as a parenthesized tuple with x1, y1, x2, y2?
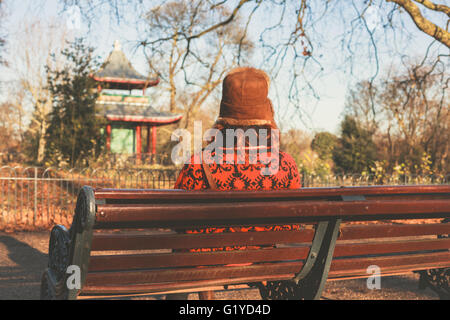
(344, 81, 381, 134)
(0, 0, 7, 66)
(382, 63, 448, 172)
(0, 99, 24, 163)
(7, 19, 69, 163)
(57, 1, 449, 130)
(142, 0, 254, 129)
(345, 60, 449, 173)
(61, 0, 450, 47)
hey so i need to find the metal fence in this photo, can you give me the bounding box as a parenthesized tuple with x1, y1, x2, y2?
(300, 173, 450, 188)
(0, 166, 178, 231)
(0, 165, 448, 231)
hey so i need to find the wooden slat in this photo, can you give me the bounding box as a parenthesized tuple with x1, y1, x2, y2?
(88, 238, 449, 272)
(338, 223, 450, 240)
(85, 261, 303, 287)
(329, 251, 450, 278)
(81, 274, 294, 295)
(333, 238, 450, 258)
(94, 185, 450, 201)
(95, 200, 450, 228)
(90, 230, 315, 251)
(365, 194, 450, 201)
(90, 223, 450, 251)
(84, 252, 450, 291)
(88, 247, 309, 272)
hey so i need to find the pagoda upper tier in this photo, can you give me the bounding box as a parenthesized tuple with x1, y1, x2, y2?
(96, 93, 182, 125)
(92, 40, 159, 91)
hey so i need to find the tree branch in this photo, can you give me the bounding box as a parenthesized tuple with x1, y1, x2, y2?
(187, 0, 252, 41)
(413, 0, 450, 17)
(387, 0, 450, 48)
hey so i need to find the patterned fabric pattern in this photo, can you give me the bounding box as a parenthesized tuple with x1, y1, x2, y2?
(175, 149, 301, 191)
(174, 148, 302, 252)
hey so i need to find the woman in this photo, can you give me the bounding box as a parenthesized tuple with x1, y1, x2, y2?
(172, 67, 301, 299)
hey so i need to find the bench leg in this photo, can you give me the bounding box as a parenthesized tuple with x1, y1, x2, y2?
(40, 268, 68, 300)
(41, 186, 96, 300)
(41, 225, 71, 300)
(257, 219, 341, 300)
(67, 186, 97, 300)
(40, 270, 54, 300)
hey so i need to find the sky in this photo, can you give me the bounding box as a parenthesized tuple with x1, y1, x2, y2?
(1, 0, 448, 135)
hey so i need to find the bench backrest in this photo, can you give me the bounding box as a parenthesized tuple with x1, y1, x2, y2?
(56, 185, 450, 298)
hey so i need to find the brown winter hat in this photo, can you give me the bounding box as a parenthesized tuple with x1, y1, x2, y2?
(214, 67, 278, 129)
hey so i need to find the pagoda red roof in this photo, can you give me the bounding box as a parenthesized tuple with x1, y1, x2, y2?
(93, 41, 159, 90)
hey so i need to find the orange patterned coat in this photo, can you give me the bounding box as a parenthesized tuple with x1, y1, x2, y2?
(174, 147, 302, 252)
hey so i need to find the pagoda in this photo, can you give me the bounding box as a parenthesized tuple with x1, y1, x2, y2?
(92, 40, 182, 162)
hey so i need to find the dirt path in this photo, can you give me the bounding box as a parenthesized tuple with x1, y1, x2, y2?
(0, 231, 440, 300)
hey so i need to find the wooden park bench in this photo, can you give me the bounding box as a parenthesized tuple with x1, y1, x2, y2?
(40, 185, 450, 300)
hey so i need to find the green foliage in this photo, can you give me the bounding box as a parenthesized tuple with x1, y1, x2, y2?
(22, 127, 39, 163)
(280, 129, 333, 181)
(362, 153, 444, 185)
(311, 131, 338, 161)
(297, 149, 333, 179)
(332, 115, 378, 174)
(44, 38, 104, 168)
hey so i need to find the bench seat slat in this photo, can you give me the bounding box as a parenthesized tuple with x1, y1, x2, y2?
(329, 251, 450, 278)
(91, 223, 450, 251)
(90, 230, 315, 251)
(83, 251, 450, 293)
(333, 238, 450, 257)
(88, 238, 449, 272)
(88, 247, 310, 272)
(84, 261, 303, 287)
(80, 274, 294, 296)
(89, 223, 450, 251)
(338, 223, 450, 240)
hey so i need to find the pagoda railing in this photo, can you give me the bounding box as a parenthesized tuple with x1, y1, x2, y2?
(100, 153, 175, 167)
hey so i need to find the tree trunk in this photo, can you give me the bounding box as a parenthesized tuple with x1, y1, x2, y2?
(37, 119, 47, 164)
